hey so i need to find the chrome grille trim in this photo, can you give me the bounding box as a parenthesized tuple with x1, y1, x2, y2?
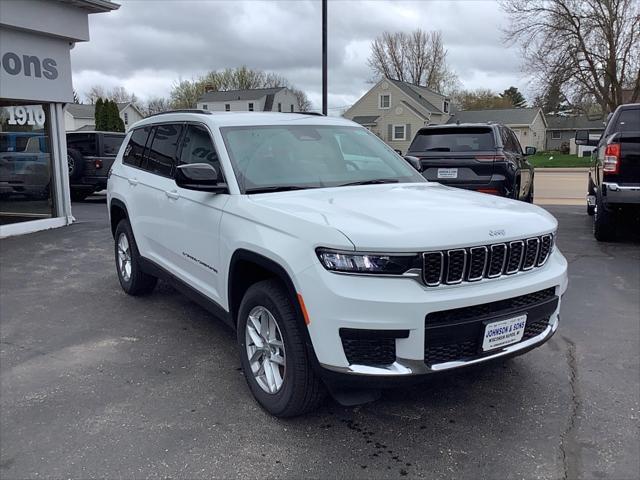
(522, 238, 540, 271)
(467, 246, 488, 282)
(421, 233, 554, 287)
(422, 252, 444, 287)
(487, 243, 508, 278)
(505, 240, 525, 274)
(537, 234, 553, 266)
(445, 249, 467, 284)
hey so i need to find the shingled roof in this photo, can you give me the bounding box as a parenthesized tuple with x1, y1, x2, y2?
(197, 87, 286, 104)
(448, 107, 543, 126)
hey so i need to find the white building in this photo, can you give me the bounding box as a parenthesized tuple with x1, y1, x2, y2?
(197, 87, 299, 113)
(64, 102, 144, 131)
(0, 0, 119, 237)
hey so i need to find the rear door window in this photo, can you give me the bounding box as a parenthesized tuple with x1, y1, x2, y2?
(67, 134, 97, 156)
(615, 109, 640, 132)
(123, 127, 151, 168)
(145, 124, 183, 177)
(409, 127, 495, 152)
(103, 134, 124, 156)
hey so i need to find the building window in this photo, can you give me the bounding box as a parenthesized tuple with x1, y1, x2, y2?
(124, 112, 129, 125)
(392, 124, 406, 140)
(551, 130, 561, 139)
(290, 104, 294, 112)
(225, 104, 230, 112)
(202, 104, 208, 110)
(0, 103, 55, 225)
(248, 103, 254, 112)
(379, 94, 390, 109)
(443, 100, 450, 113)
(278, 103, 282, 112)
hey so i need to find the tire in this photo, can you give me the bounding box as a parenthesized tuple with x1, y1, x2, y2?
(70, 189, 91, 202)
(587, 203, 596, 216)
(587, 177, 596, 215)
(525, 180, 534, 203)
(67, 148, 85, 181)
(593, 193, 617, 241)
(237, 279, 326, 417)
(114, 219, 157, 295)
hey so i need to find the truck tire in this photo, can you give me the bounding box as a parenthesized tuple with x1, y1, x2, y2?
(67, 148, 85, 181)
(237, 279, 326, 417)
(114, 219, 158, 295)
(593, 193, 616, 241)
(587, 177, 596, 215)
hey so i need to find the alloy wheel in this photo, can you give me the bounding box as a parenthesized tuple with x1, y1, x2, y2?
(117, 233, 132, 282)
(67, 155, 75, 174)
(245, 306, 286, 394)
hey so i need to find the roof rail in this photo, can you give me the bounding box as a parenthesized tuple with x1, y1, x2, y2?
(293, 111, 324, 116)
(146, 109, 212, 118)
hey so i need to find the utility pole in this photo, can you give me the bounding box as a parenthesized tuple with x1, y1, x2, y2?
(322, 0, 327, 116)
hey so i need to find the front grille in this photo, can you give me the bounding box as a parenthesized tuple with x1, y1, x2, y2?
(342, 338, 396, 366)
(423, 234, 554, 286)
(339, 329, 408, 366)
(424, 288, 558, 366)
(426, 287, 555, 326)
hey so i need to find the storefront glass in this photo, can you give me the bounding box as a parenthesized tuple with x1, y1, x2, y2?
(0, 101, 55, 225)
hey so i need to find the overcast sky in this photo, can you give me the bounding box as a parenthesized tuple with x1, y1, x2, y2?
(71, 0, 527, 112)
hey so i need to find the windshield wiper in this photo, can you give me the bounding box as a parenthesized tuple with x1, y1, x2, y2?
(338, 178, 400, 187)
(245, 185, 312, 194)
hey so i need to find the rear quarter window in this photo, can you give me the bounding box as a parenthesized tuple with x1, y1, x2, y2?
(67, 133, 97, 156)
(409, 127, 495, 152)
(616, 109, 640, 132)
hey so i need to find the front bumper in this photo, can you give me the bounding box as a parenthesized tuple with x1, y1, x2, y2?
(298, 248, 568, 380)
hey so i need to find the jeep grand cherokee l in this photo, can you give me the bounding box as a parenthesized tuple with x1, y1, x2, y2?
(107, 111, 568, 417)
(407, 123, 536, 202)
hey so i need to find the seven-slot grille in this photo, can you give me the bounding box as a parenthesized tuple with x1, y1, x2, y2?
(422, 234, 554, 286)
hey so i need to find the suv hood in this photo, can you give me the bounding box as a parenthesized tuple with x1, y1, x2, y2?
(248, 183, 557, 251)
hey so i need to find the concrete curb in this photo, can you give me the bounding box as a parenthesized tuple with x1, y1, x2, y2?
(535, 168, 590, 173)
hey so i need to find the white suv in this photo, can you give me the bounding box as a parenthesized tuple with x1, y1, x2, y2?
(107, 111, 568, 417)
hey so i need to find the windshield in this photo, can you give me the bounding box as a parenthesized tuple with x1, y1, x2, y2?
(409, 127, 495, 153)
(220, 125, 425, 193)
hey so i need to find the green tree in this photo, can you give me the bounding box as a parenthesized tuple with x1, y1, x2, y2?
(169, 66, 311, 111)
(454, 89, 514, 110)
(94, 97, 105, 130)
(500, 86, 527, 107)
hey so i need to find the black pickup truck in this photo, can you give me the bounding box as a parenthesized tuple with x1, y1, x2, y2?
(67, 131, 125, 201)
(576, 103, 640, 241)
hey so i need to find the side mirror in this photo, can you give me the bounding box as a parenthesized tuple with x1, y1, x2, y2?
(524, 146, 536, 156)
(403, 155, 423, 172)
(175, 163, 227, 193)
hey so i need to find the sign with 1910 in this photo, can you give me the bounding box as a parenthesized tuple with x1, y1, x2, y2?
(3, 105, 46, 127)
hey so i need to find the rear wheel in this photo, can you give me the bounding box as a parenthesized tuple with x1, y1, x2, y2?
(67, 148, 84, 181)
(114, 219, 157, 295)
(237, 279, 326, 417)
(593, 193, 617, 241)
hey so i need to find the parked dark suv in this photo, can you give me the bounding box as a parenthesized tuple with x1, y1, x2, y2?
(67, 131, 125, 201)
(406, 123, 536, 202)
(576, 103, 640, 241)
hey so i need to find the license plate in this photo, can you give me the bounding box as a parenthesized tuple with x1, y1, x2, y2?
(437, 168, 458, 179)
(482, 314, 527, 351)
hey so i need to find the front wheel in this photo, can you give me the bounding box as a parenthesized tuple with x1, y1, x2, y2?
(237, 279, 326, 417)
(114, 219, 157, 295)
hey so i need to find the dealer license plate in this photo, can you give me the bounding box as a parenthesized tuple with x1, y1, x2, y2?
(482, 314, 527, 352)
(437, 168, 458, 179)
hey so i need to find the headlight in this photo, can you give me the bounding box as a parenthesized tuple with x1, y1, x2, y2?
(316, 248, 421, 275)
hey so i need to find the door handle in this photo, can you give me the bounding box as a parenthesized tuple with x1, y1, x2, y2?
(165, 190, 180, 200)
(128, 178, 139, 186)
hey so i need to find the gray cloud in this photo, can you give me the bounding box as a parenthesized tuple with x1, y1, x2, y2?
(71, 0, 527, 111)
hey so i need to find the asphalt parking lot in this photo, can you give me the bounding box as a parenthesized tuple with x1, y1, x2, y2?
(1, 198, 639, 479)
